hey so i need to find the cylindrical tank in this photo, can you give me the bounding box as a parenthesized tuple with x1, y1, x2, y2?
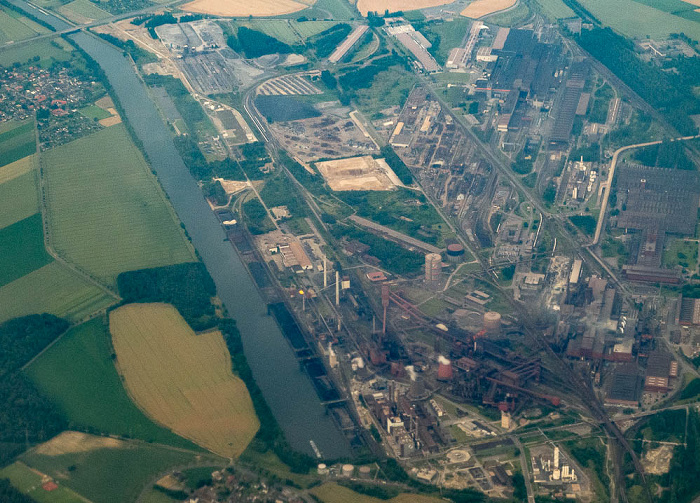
(437, 355, 454, 381)
(483, 311, 502, 334)
(425, 253, 442, 287)
(446, 243, 465, 263)
(317, 463, 329, 475)
(342, 464, 354, 477)
(359, 466, 371, 479)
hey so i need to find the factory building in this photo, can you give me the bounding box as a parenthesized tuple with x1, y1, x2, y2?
(644, 351, 678, 392)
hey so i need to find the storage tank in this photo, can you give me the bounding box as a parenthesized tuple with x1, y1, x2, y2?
(446, 243, 465, 263)
(342, 464, 354, 477)
(437, 355, 454, 381)
(359, 466, 371, 479)
(483, 311, 502, 334)
(425, 253, 442, 288)
(317, 463, 329, 475)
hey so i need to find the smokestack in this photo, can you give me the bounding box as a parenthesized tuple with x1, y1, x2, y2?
(323, 256, 327, 289)
(335, 271, 340, 306)
(382, 284, 390, 336)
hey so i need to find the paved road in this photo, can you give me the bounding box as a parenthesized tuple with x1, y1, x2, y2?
(512, 436, 535, 503)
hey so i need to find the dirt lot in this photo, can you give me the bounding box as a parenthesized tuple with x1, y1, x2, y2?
(316, 155, 401, 191)
(643, 445, 674, 475)
(460, 0, 517, 18)
(110, 303, 259, 458)
(355, 0, 454, 15)
(182, 0, 313, 17)
(35, 431, 124, 456)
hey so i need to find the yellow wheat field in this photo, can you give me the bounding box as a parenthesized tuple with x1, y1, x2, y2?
(355, 0, 453, 15)
(182, 0, 313, 17)
(461, 0, 517, 18)
(110, 303, 259, 458)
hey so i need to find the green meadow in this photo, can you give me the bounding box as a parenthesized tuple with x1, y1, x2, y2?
(43, 125, 194, 286)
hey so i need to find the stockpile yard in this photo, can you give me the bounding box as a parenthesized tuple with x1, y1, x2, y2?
(257, 73, 322, 95)
(316, 155, 402, 191)
(267, 102, 378, 162)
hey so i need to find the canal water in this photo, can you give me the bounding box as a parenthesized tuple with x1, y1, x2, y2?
(18, 23, 347, 457)
(3, 0, 71, 31)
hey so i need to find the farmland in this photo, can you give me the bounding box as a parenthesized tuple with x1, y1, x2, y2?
(354, 0, 453, 15)
(311, 483, 446, 503)
(232, 19, 338, 45)
(20, 436, 208, 503)
(578, 0, 700, 40)
(299, 0, 357, 19)
(461, 0, 518, 18)
(0, 152, 36, 184)
(58, 0, 111, 23)
(0, 263, 115, 323)
(0, 120, 35, 168)
(183, 0, 313, 17)
(534, 0, 574, 19)
(0, 461, 87, 503)
(43, 125, 194, 286)
(0, 170, 38, 230)
(25, 318, 197, 448)
(0, 6, 49, 44)
(0, 214, 52, 288)
(110, 303, 259, 458)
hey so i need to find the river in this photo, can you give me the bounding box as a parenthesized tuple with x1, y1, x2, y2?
(1, 12, 348, 457)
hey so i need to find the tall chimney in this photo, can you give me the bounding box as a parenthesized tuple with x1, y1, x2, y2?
(323, 256, 327, 289)
(335, 271, 340, 306)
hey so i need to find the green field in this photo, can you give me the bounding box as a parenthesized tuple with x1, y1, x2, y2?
(58, 0, 111, 22)
(0, 6, 48, 44)
(78, 104, 112, 121)
(355, 66, 415, 116)
(0, 38, 73, 67)
(421, 18, 472, 65)
(232, 19, 339, 44)
(21, 442, 204, 503)
(484, 0, 530, 25)
(234, 19, 302, 44)
(578, 0, 700, 40)
(43, 125, 194, 286)
(0, 170, 38, 230)
(25, 318, 200, 449)
(0, 262, 115, 323)
(534, 0, 575, 19)
(0, 120, 35, 168)
(0, 462, 87, 503)
(292, 19, 340, 38)
(663, 238, 698, 270)
(294, 0, 358, 20)
(0, 213, 52, 288)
